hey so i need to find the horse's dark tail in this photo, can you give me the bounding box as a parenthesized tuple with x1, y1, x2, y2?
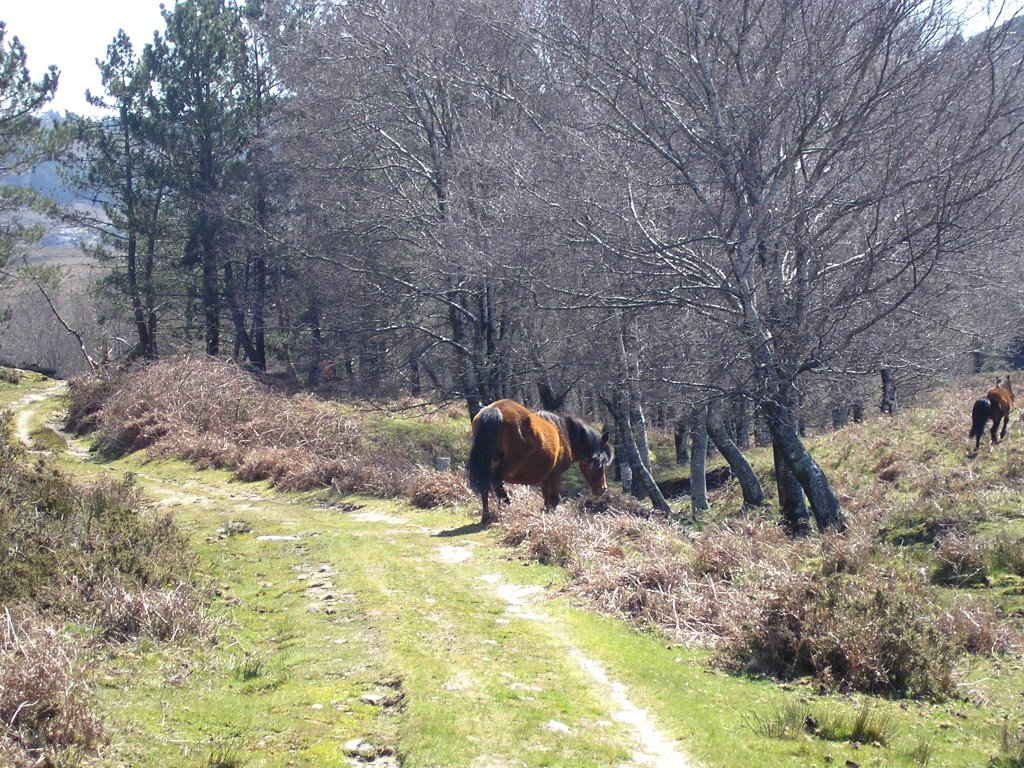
(970, 397, 991, 445)
(467, 406, 502, 496)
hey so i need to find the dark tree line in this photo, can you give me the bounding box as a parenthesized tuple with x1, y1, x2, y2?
(9, 0, 1024, 531)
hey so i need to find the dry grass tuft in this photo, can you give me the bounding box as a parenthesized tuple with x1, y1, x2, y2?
(93, 583, 210, 642)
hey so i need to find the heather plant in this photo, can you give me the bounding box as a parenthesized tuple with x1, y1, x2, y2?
(0, 609, 103, 766)
(932, 534, 990, 587)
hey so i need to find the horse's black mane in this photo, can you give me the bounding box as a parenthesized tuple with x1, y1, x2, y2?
(537, 410, 613, 466)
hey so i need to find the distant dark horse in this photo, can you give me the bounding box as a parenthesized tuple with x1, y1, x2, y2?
(466, 399, 613, 524)
(970, 375, 1014, 450)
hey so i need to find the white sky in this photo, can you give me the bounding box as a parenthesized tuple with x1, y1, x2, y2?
(0, 0, 1022, 117)
(2, 1, 172, 116)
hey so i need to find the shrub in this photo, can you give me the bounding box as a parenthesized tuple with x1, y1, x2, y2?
(406, 469, 471, 508)
(0, 610, 102, 764)
(722, 568, 962, 697)
(0, 436, 196, 610)
(0, 367, 21, 385)
(994, 718, 1024, 768)
(94, 583, 210, 642)
(990, 532, 1024, 576)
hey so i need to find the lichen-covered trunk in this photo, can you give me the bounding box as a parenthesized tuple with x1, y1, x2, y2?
(607, 389, 671, 515)
(734, 238, 846, 533)
(689, 405, 709, 519)
(707, 399, 764, 508)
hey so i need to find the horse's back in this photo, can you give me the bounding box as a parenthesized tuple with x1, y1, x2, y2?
(479, 399, 569, 483)
(987, 386, 1013, 414)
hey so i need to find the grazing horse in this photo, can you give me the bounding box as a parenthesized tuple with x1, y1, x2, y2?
(466, 399, 613, 524)
(970, 375, 1014, 450)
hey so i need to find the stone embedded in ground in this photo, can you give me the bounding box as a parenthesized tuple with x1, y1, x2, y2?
(357, 742, 379, 759)
(256, 534, 301, 542)
(545, 720, 571, 734)
(361, 693, 387, 706)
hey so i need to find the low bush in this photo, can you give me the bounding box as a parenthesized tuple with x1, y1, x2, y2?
(406, 469, 471, 508)
(0, 610, 103, 766)
(501, 492, 1016, 698)
(0, 412, 205, 764)
(68, 357, 446, 497)
(0, 464, 196, 606)
(724, 567, 966, 697)
(0, 367, 21, 385)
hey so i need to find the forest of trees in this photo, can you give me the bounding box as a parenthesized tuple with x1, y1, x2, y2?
(4, 0, 1024, 533)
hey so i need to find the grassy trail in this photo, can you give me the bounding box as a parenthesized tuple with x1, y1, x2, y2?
(12, 381, 695, 768)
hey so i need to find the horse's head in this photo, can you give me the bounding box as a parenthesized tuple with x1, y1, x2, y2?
(578, 429, 613, 496)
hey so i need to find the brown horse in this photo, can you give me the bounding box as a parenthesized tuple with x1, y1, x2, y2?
(970, 375, 1014, 450)
(466, 399, 613, 524)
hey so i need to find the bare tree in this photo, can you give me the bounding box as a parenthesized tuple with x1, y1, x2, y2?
(542, 0, 1024, 531)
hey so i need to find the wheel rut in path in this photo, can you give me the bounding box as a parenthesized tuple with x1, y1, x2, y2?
(473, 568, 694, 768)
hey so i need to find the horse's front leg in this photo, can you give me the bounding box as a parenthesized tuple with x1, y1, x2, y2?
(1001, 411, 1010, 440)
(992, 413, 1004, 444)
(541, 475, 561, 510)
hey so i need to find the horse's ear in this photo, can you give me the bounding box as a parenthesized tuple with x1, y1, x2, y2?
(600, 430, 610, 445)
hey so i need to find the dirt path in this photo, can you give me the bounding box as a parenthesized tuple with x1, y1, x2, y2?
(474, 567, 693, 768)
(10, 380, 67, 447)
(11, 385, 697, 768)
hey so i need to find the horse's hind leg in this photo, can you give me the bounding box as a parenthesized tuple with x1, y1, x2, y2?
(480, 492, 493, 525)
(541, 475, 561, 510)
(492, 461, 510, 504)
(493, 479, 510, 504)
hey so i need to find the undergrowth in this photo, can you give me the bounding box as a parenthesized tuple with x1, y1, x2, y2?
(68, 356, 471, 505)
(498, 488, 1017, 698)
(0, 412, 206, 766)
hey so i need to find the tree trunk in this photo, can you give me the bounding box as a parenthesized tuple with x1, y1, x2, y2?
(707, 399, 764, 507)
(689, 405, 709, 519)
(764, 398, 846, 532)
(605, 390, 671, 514)
(880, 367, 897, 415)
(200, 214, 220, 356)
(852, 401, 865, 423)
(728, 394, 751, 448)
(674, 418, 690, 465)
(538, 381, 569, 411)
(773, 439, 811, 535)
(224, 258, 258, 363)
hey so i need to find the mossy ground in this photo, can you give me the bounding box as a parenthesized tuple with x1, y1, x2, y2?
(5, 374, 1024, 767)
